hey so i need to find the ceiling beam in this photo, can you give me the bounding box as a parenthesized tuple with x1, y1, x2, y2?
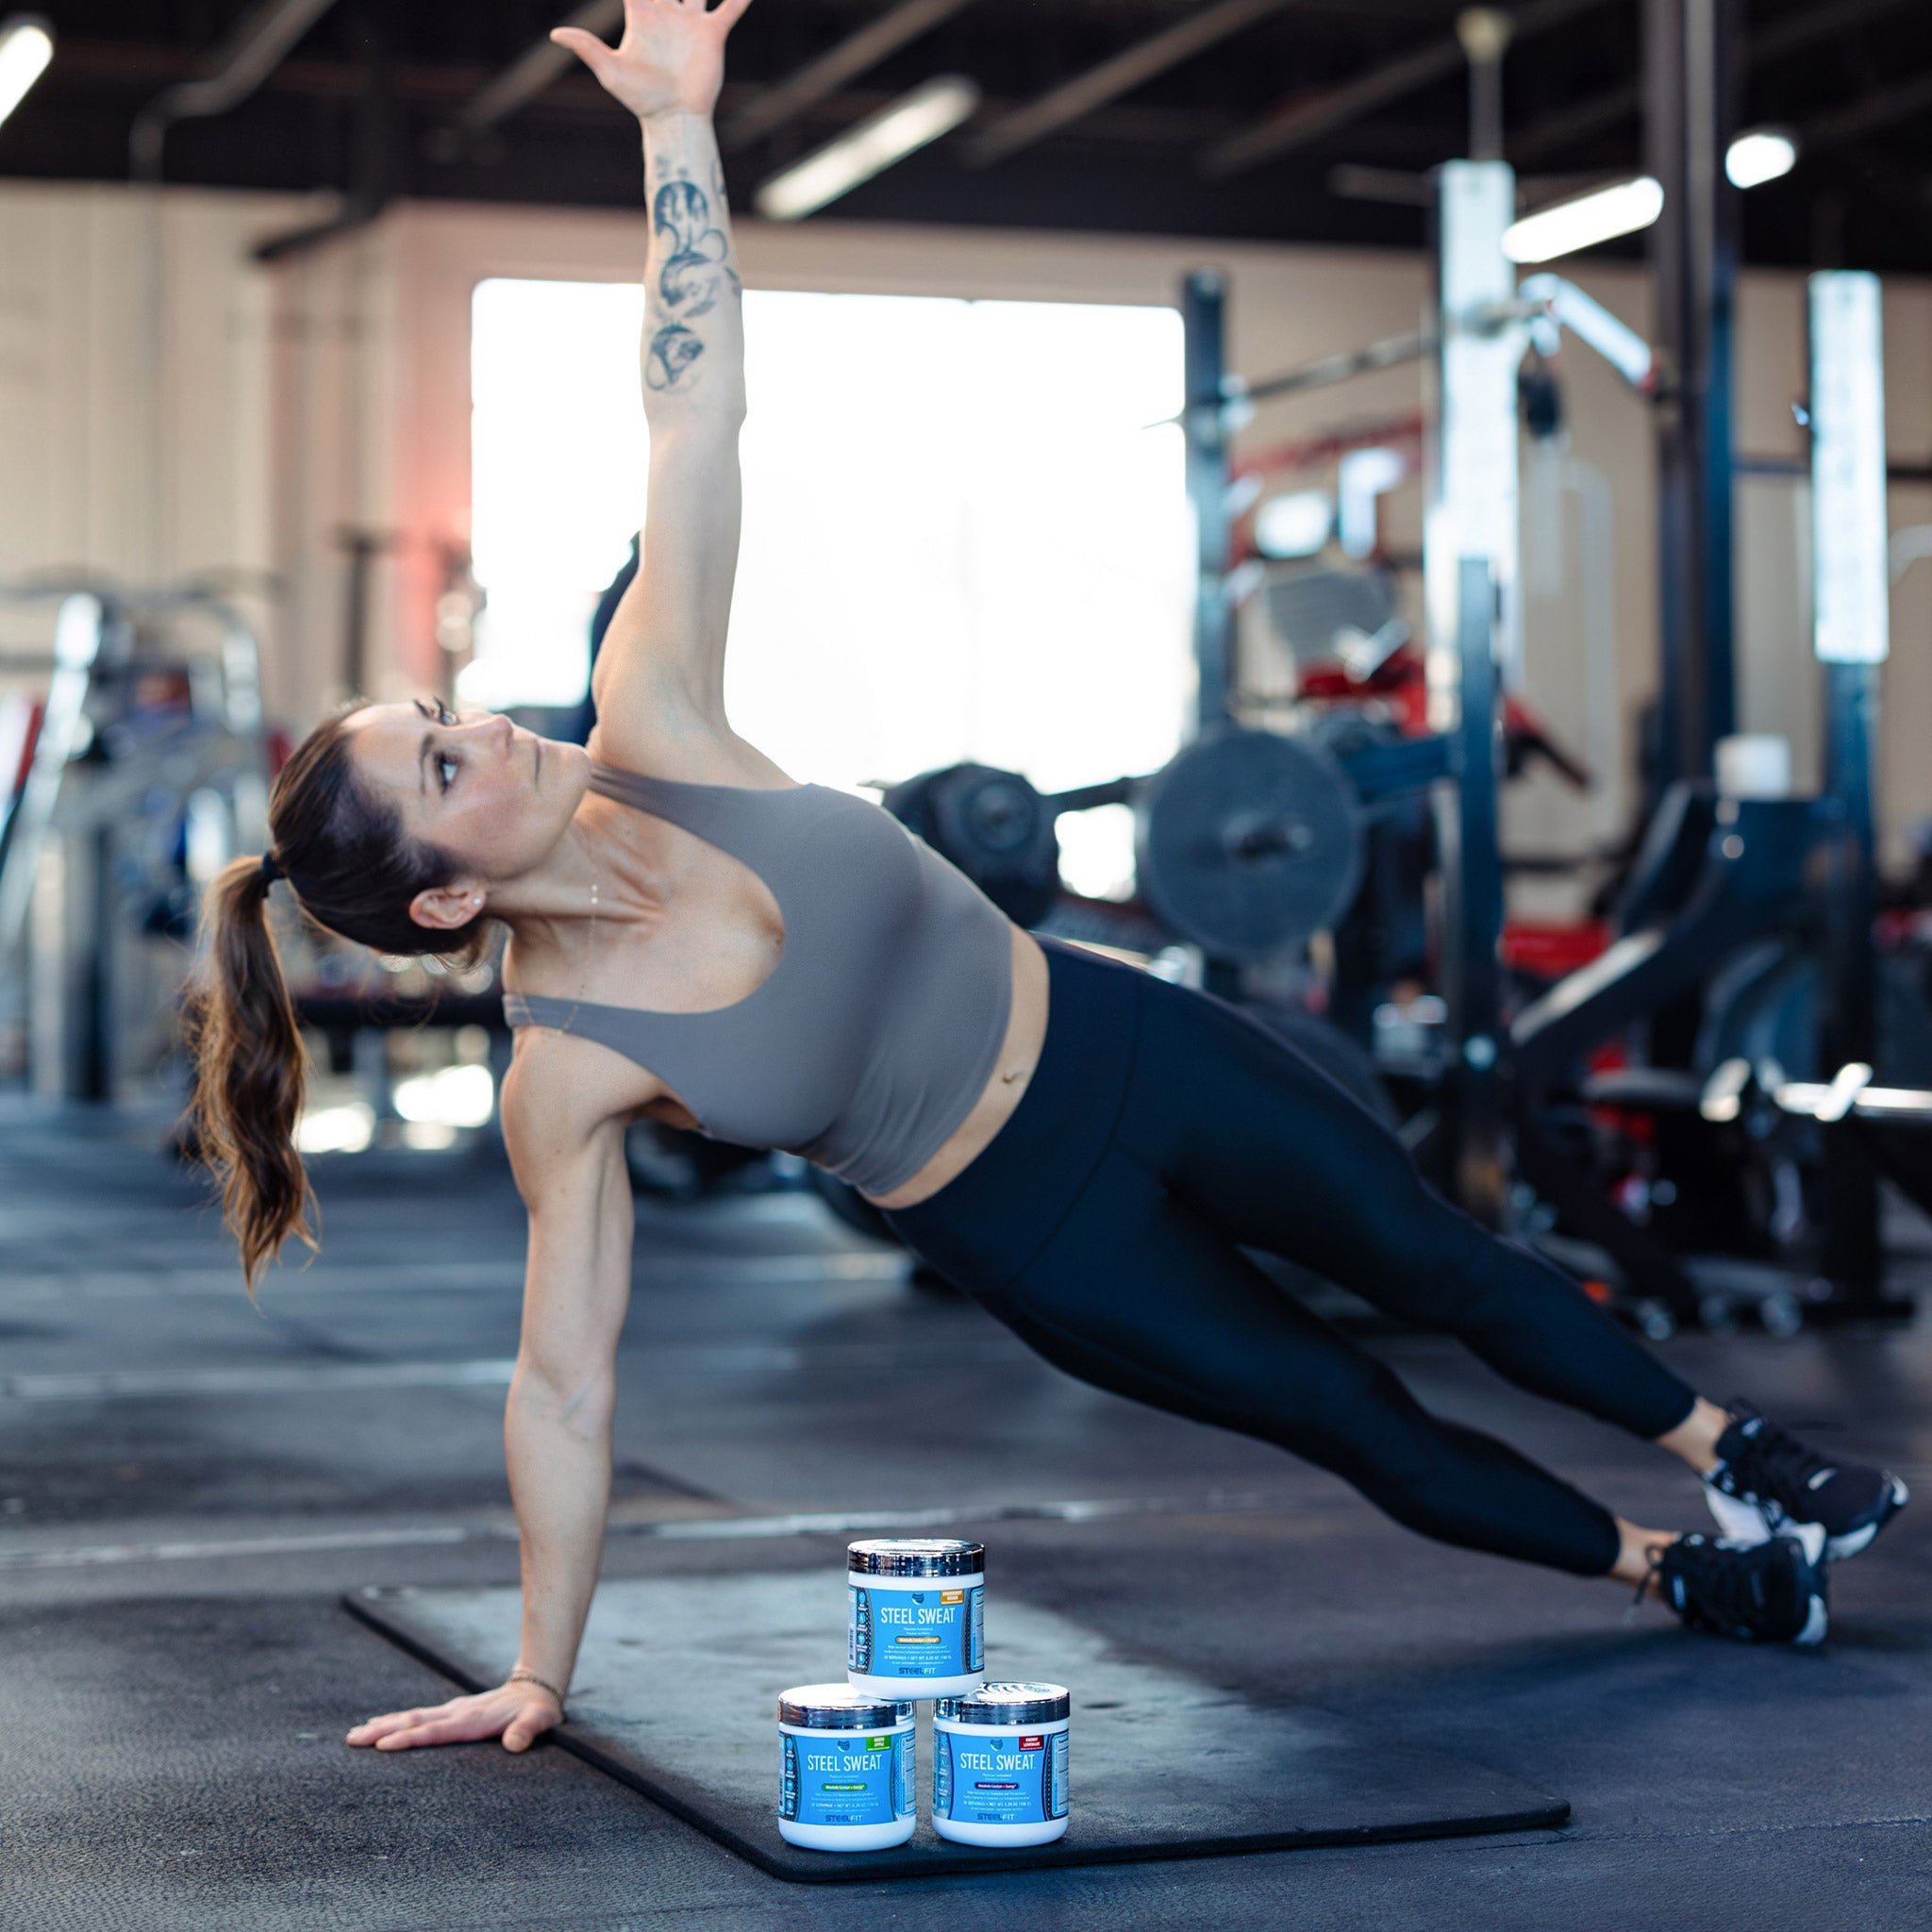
(721, 0, 980, 152)
(129, 0, 341, 181)
(1507, 81, 1634, 167)
(1510, 0, 1924, 165)
(1824, 141, 1932, 250)
(449, 0, 621, 142)
(1801, 64, 1932, 156)
(1198, 0, 1615, 181)
(962, 0, 1297, 169)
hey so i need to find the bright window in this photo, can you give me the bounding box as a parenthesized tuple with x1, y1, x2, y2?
(468, 282, 1191, 889)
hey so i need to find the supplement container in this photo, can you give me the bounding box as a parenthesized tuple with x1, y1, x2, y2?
(847, 1539, 985, 1697)
(932, 1681, 1071, 1846)
(777, 1684, 916, 1852)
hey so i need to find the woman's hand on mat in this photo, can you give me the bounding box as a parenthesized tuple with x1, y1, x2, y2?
(345, 1682, 562, 1754)
(552, 0, 754, 124)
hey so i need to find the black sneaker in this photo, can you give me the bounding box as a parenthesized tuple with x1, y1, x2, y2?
(1704, 1403, 1908, 1561)
(1654, 1526, 1828, 1646)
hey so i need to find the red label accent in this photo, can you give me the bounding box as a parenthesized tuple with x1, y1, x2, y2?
(1020, 1735, 1044, 1750)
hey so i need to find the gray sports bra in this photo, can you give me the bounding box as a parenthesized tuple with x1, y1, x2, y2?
(503, 762, 1015, 1198)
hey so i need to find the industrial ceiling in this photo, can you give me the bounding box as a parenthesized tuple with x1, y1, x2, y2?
(5, 0, 1931, 269)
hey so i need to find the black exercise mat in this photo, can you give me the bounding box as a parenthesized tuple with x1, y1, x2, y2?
(347, 1573, 1567, 1883)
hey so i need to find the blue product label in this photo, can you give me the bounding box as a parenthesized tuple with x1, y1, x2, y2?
(936, 1727, 1068, 1827)
(780, 1729, 911, 1828)
(847, 1585, 872, 1674)
(848, 1581, 981, 1680)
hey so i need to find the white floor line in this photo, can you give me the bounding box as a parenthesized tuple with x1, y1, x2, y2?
(0, 1524, 491, 1569)
(0, 1491, 1279, 1572)
(0, 1252, 905, 1304)
(0, 1334, 1024, 1403)
(0, 1360, 521, 1400)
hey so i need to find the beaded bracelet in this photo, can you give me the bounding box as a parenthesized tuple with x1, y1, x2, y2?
(507, 1667, 567, 1707)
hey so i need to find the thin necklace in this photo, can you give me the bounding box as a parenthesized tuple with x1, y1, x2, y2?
(557, 858, 600, 1035)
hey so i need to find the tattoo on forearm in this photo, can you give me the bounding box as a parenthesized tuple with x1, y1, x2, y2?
(642, 168, 738, 393)
(655, 180, 728, 315)
(646, 322, 705, 391)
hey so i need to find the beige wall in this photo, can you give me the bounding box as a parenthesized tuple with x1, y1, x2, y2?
(0, 182, 317, 676)
(2, 178, 1927, 873)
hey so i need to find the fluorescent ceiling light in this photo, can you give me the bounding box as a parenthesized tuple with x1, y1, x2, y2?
(755, 75, 980, 222)
(1726, 127, 1797, 190)
(0, 12, 53, 129)
(1502, 175, 1664, 264)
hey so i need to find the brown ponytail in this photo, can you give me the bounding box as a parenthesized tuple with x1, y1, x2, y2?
(188, 705, 491, 1291)
(187, 858, 313, 1292)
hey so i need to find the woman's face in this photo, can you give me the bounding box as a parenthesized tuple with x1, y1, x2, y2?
(342, 699, 591, 886)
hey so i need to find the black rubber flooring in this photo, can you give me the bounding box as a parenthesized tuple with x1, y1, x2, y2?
(3, 1099, 1930, 1930)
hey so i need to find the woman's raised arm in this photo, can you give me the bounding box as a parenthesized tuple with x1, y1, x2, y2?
(556, 0, 763, 772)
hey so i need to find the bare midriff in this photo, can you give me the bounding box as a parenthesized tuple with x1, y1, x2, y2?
(862, 924, 1051, 1211)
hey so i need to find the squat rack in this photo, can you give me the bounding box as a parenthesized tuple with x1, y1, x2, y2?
(1176, 133, 1901, 1323)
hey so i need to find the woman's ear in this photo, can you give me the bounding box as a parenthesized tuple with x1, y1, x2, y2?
(409, 883, 485, 932)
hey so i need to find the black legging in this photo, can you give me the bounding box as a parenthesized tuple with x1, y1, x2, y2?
(886, 941, 1697, 1577)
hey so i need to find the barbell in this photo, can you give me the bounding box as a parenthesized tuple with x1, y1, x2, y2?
(887, 723, 1430, 961)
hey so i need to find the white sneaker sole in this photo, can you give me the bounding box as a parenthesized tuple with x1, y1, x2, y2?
(1703, 1476, 1907, 1562)
(1784, 1524, 1828, 1647)
(1793, 1587, 1829, 1647)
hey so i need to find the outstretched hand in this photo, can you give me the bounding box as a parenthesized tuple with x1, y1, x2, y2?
(553, 0, 754, 124)
(346, 1680, 563, 1754)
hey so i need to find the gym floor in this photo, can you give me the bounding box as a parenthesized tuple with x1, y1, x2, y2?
(5, 1102, 1929, 1932)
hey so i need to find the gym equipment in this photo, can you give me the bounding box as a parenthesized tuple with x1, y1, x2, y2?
(886, 723, 1451, 971)
(881, 763, 1061, 929)
(1134, 728, 1361, 965)
(0, 587, 269, 1100)
(1510, 787, 1843, 1325)
(1162, 188, 1916, 1330)
(349, 1572, 1566, 1882)
(1264, 564, 1408, 681)
(1498, 272, 1904, 1327)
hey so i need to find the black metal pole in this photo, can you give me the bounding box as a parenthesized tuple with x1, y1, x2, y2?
(1644, 0, 1740, 791)
(1182, 269, 1234, 735)
(1440, 556, 1509, 1224)
(82, 824, 112, 1102)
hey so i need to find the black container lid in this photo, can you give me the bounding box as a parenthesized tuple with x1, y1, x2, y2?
(847, 1538, 986, 1578)
(935, 1681, 1071, 1725)
(778, 1683, 916, 1730)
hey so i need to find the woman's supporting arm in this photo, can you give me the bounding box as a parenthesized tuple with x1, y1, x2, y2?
(346, 1081, 635, 1754)
(556, 0, 765, 764)
(503, 1109, 637, 1708)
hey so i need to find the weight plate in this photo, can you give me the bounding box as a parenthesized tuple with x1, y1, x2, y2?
(882, 762, 1062, 929)
(932, 765, 1050, 864)
(1136, 727, 1363, 961)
